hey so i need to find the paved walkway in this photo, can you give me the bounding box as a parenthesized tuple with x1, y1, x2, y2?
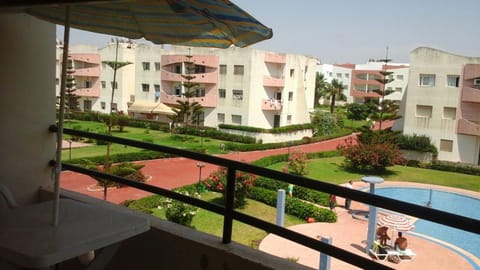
(60, 133, 357, 203)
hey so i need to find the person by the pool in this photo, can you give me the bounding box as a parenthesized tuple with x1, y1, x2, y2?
(394, 232, 408, 251)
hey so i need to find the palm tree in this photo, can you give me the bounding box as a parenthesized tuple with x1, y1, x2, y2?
(314, 73, 329, 107)
(324, 78, 347, 114)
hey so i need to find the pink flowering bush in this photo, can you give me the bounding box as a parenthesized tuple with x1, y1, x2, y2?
(282, 150, 308, 176)
(203, 167, 256, 208)
(339, 141, 405, 172)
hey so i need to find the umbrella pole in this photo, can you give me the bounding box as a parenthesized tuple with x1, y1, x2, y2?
(53, 5, 71, 226)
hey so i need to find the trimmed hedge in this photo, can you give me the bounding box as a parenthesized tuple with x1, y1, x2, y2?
(176, 126, 256, 144)
(66, 150, 173, 166)
(255, 177, 330, 207)
(251, 150, 341, 168)
(248, 187, 336, 223)
(224, 130, 353, 152)
(219, 123, 313, 134)
(429, 160, 480, 176)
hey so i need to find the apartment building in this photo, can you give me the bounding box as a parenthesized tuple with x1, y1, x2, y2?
(401, 47, 480, 164)
(318, 61, 409, 105)
(57, 43, 318, 129)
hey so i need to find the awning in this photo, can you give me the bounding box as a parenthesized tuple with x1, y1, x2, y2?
(128, 101, 174, 115)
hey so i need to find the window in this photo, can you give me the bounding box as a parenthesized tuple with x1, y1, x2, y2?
(231, 114, 242, 125)
(419, 74, 435, 86)
(219, 89, 226, 98)
(440, 139, 453, 152)
(142, 62, 150, 71)
(447, 75, 460, 87)
(336, 73, 342, 78)
(287, 115, 292, 124)
(154, 62, 161, 71)
(233, 65, 244, 75)
(232, 90, 243, 100)
(142, 83, 150, 92)
(290, 69, 295, 77)
(56, 78, 59, 85)
(111, 103, 118, 111)
(101, 102, 105, 110)
(194, 65, 206, 74)
(387, 87, 393, 90)
(443, 107, 456, 120)
(101, 81, 106, 88)
(395, 87, 402, 92)
(174, 64, 182, 74)
(474, 78, 480, 86)
(396, 75, 404, 81)
(174, 85, 181, 96)
(85, 80, 91, 88)
(83, 100, 92, 111)
(195, 88, 205, 97)
(154, 85, 160, 102)
(219, 65, 227, 74)
(345, 73, 350, 79)
(288, 91, 293, 101)
(416, 105, 432, 118)
(217, 113, 225, 123)
(111, 81, 118, 89)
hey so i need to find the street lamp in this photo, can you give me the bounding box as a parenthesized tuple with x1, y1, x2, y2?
(196, 162, 205, 192)
(68, 139, 73, 160)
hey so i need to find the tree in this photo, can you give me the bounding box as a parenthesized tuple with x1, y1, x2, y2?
(320, 78, 346, 114)
(64, 56, 80, 118)
(172, 54, 203, 127)
(314, 73, 329, 107)
(101, 39, 132, 200)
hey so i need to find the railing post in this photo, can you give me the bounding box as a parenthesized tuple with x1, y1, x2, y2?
(222, 167, 236, 244)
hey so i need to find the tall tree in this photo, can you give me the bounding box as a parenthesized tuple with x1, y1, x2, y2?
(370, 47, 401, 130)
(314, 73, 329, 107)
(173, 54, 203, 127)
(323, 78, 347, 114)
(101, 39, 132, 200)
(64, 56, 80, 117)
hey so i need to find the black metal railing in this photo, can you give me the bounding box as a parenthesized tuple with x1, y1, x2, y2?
(52, 126, 480, 270)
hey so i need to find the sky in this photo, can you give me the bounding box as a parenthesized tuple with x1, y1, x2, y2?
(57, 0, 480, 64)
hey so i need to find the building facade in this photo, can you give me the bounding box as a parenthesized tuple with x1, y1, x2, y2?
(57, 44, 318, 130)
(401, 47, 480, 164)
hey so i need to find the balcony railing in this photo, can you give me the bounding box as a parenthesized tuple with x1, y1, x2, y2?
(263, 76, 284, 88)
(457, 118, 480, 136)
(50, 126, 480, 270)
(261, 99, 282, 111)
(461, 86, 480, 103)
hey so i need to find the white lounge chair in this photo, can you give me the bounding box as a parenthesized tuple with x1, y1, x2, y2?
(369, 241, 398, 261)
(394, 248, 416, 261)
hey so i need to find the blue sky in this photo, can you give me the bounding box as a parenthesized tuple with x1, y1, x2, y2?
(58, 0, 480, 64)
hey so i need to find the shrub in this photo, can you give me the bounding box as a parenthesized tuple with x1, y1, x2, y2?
(340, 142, 406, 172)
(285, 150, 308, 176)
(164, 191, 199, 227)
(248, 187, 336, 222)
(203, 167, 256, 208)
(67, 150, 173, 166)
(396, 134, 437, 154)
(77, 160, 146, 188)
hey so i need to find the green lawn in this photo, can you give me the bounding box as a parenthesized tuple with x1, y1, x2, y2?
(268, 156, 480, 192)
(62, 120, 229, 160)
(151, 191, 304, 248)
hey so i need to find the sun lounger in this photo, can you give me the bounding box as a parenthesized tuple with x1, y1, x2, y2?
(394, 248, 416, 261)
(369, 241, 398, 261)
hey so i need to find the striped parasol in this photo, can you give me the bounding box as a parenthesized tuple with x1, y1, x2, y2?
(377, 214, 415, 232)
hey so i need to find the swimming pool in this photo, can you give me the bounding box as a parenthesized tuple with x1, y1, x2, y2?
(375, 187, 480, 268)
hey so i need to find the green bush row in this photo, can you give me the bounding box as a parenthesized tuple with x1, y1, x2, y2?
(224, 129, 352, 152)
(66, 150, 173, 166)
(396, 134, 438, 154)
(251, 150, 341, 168)
(255, 177, 330, 207)
(219, 123, 313, 134)
(248, 187, 336, 223)
(176, 126, 256, 144)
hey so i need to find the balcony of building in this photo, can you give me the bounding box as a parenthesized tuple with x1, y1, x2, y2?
(350, 89, 381, 98)
(73, 81, 101, 98)
(160, 92, 217, 108)
(457, 118, 480, 136)
(21, 127, 476, 270)
(461, 86, 480, 103)
(73, 66, 100, 77)
(161, 54, 219, 68)
(161, 70, 218, 84)
(263, 76, 285, 88)
(264, 52, 286, 64)
(261, 99, 282, 111)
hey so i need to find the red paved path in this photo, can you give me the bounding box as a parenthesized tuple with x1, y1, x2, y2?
(60, 133, 357, 204)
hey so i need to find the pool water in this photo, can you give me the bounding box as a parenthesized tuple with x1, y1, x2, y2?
(375, 187, 480, 265)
